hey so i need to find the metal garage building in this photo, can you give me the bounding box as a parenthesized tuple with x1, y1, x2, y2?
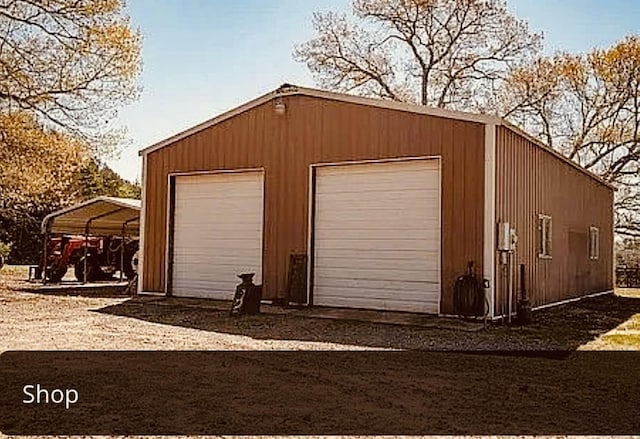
(138, 84, 614, 318)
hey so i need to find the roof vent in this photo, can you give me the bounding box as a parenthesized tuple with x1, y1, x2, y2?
(276, 83, 298, 94)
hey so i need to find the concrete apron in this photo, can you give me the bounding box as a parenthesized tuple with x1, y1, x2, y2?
(134, 295, 486, 332)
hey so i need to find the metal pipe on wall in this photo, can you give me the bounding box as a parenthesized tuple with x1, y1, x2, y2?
(508, 251, 512, 324)
(501, 254, 509, 323)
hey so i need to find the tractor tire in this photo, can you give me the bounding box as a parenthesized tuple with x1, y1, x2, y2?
(122, 249, 137, 280)
(122, 241, 139, 280)
(47, 263, 67, 283)
(74, 256, 103, 282)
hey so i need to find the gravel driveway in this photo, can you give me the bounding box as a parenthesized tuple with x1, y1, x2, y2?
(1, 267, 640, 436)
(2, 266, 639, 351)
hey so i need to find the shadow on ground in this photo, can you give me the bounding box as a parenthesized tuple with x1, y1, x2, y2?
(95, 292, 640, 350)
(18, 281, 131, 298)
(2, 350, 639, 435)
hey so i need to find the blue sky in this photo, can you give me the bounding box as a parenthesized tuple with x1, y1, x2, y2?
(111, 0, 640, 182)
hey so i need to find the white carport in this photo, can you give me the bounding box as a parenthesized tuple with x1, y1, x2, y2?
(41, 197, 141, 284)
(42, 196, 141, 236)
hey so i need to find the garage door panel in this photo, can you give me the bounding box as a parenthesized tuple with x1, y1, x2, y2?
(173, 221, 263, 233)
(172, 254, 261, 267)
(173, 244, 262, 253)
(173, 265, 257, 281)
(175, 196, 261, 207)
(314, 239, 439, 253)
(315, 267, 439, 282)
(314, 202, 439, 217)
(171, 171, 263, 299)
(313, 248, 437, 260)
(316, 188, 439, 202)
(318, 164, 438, 180)
(174, 196, 262, 207)
(315, 276, 439, 293)
(315, 211, 439, 225)
(318, 172, 438, 186)
(320, 297, 438, 313)
(177, 173, 260, 185)
(173, 231, 263, 244)
(313, 159, 441, 313)
(175, 187, 262, 197)
(174, 207, 262, 219)
(174, 211, 262, 222)
(169, 283, 235, 300)
(315, 287, 440, 312)
(314, 209, 438, 222)
(315, 256, 439, 271)
(173, 247, 261, 258)
(318, 172, 439, 189)
(315, 286, 440, 303)
(314, 227, 440, 242)
(313, 197, 438, 211)
(315, 218, 439, 230)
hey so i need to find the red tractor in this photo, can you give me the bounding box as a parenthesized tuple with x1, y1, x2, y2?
(43, 235, 139, 283)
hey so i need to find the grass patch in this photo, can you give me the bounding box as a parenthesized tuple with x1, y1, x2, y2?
(616, 288, 640, 298)
(612, 311, 640, 329)
(0, 265, 29, 278)
(599, 332, 640, 348)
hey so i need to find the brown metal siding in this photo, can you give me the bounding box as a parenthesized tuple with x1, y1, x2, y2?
(142, 95, 485, 314)
(495, 126, 614, 313)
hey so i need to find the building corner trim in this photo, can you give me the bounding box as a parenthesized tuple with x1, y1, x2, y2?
(137, 153, 147, 294)
(483, 123, 497, 319)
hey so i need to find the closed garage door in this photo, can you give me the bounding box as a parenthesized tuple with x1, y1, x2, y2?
(313, 159, 440, 313)
(171, 171, 264, 298)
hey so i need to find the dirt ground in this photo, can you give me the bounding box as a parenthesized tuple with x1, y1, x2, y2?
(1, 265, 639, 352)
(1, 265, 640, 435)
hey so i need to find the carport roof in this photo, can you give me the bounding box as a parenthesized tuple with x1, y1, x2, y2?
(42, 196, 141, 236)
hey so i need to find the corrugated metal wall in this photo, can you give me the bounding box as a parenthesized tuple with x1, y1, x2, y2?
(142, 95, 486, 315)
(495, 126, 614, 314)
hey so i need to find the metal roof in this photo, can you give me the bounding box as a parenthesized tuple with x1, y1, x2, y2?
(138, 83, 497, 157)
(42, 196, 141, 235)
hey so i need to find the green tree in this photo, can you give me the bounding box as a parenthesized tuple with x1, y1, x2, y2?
(0, 0, 141, 263)
(77, 158, 141, 200)
(0, 0, 141, 154)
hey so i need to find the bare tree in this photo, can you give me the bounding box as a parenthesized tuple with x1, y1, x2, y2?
(500, 36, 640, 236)
(295, 0, 542, 109)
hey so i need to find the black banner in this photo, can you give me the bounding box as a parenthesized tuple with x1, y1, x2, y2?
(0, 350, 639, 435)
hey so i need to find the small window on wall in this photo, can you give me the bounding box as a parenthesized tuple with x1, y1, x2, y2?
(589, 226, 600, 260)
(537, 214, 552, 258)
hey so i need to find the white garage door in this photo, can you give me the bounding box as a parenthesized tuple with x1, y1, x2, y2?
(171, 171, 263, 299)
(313, 159, 441, 313)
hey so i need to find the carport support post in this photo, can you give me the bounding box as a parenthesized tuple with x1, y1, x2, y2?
(83, 221, 91, 285)
(42, 223, 49, 285)
(119, 223, 125, 282)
